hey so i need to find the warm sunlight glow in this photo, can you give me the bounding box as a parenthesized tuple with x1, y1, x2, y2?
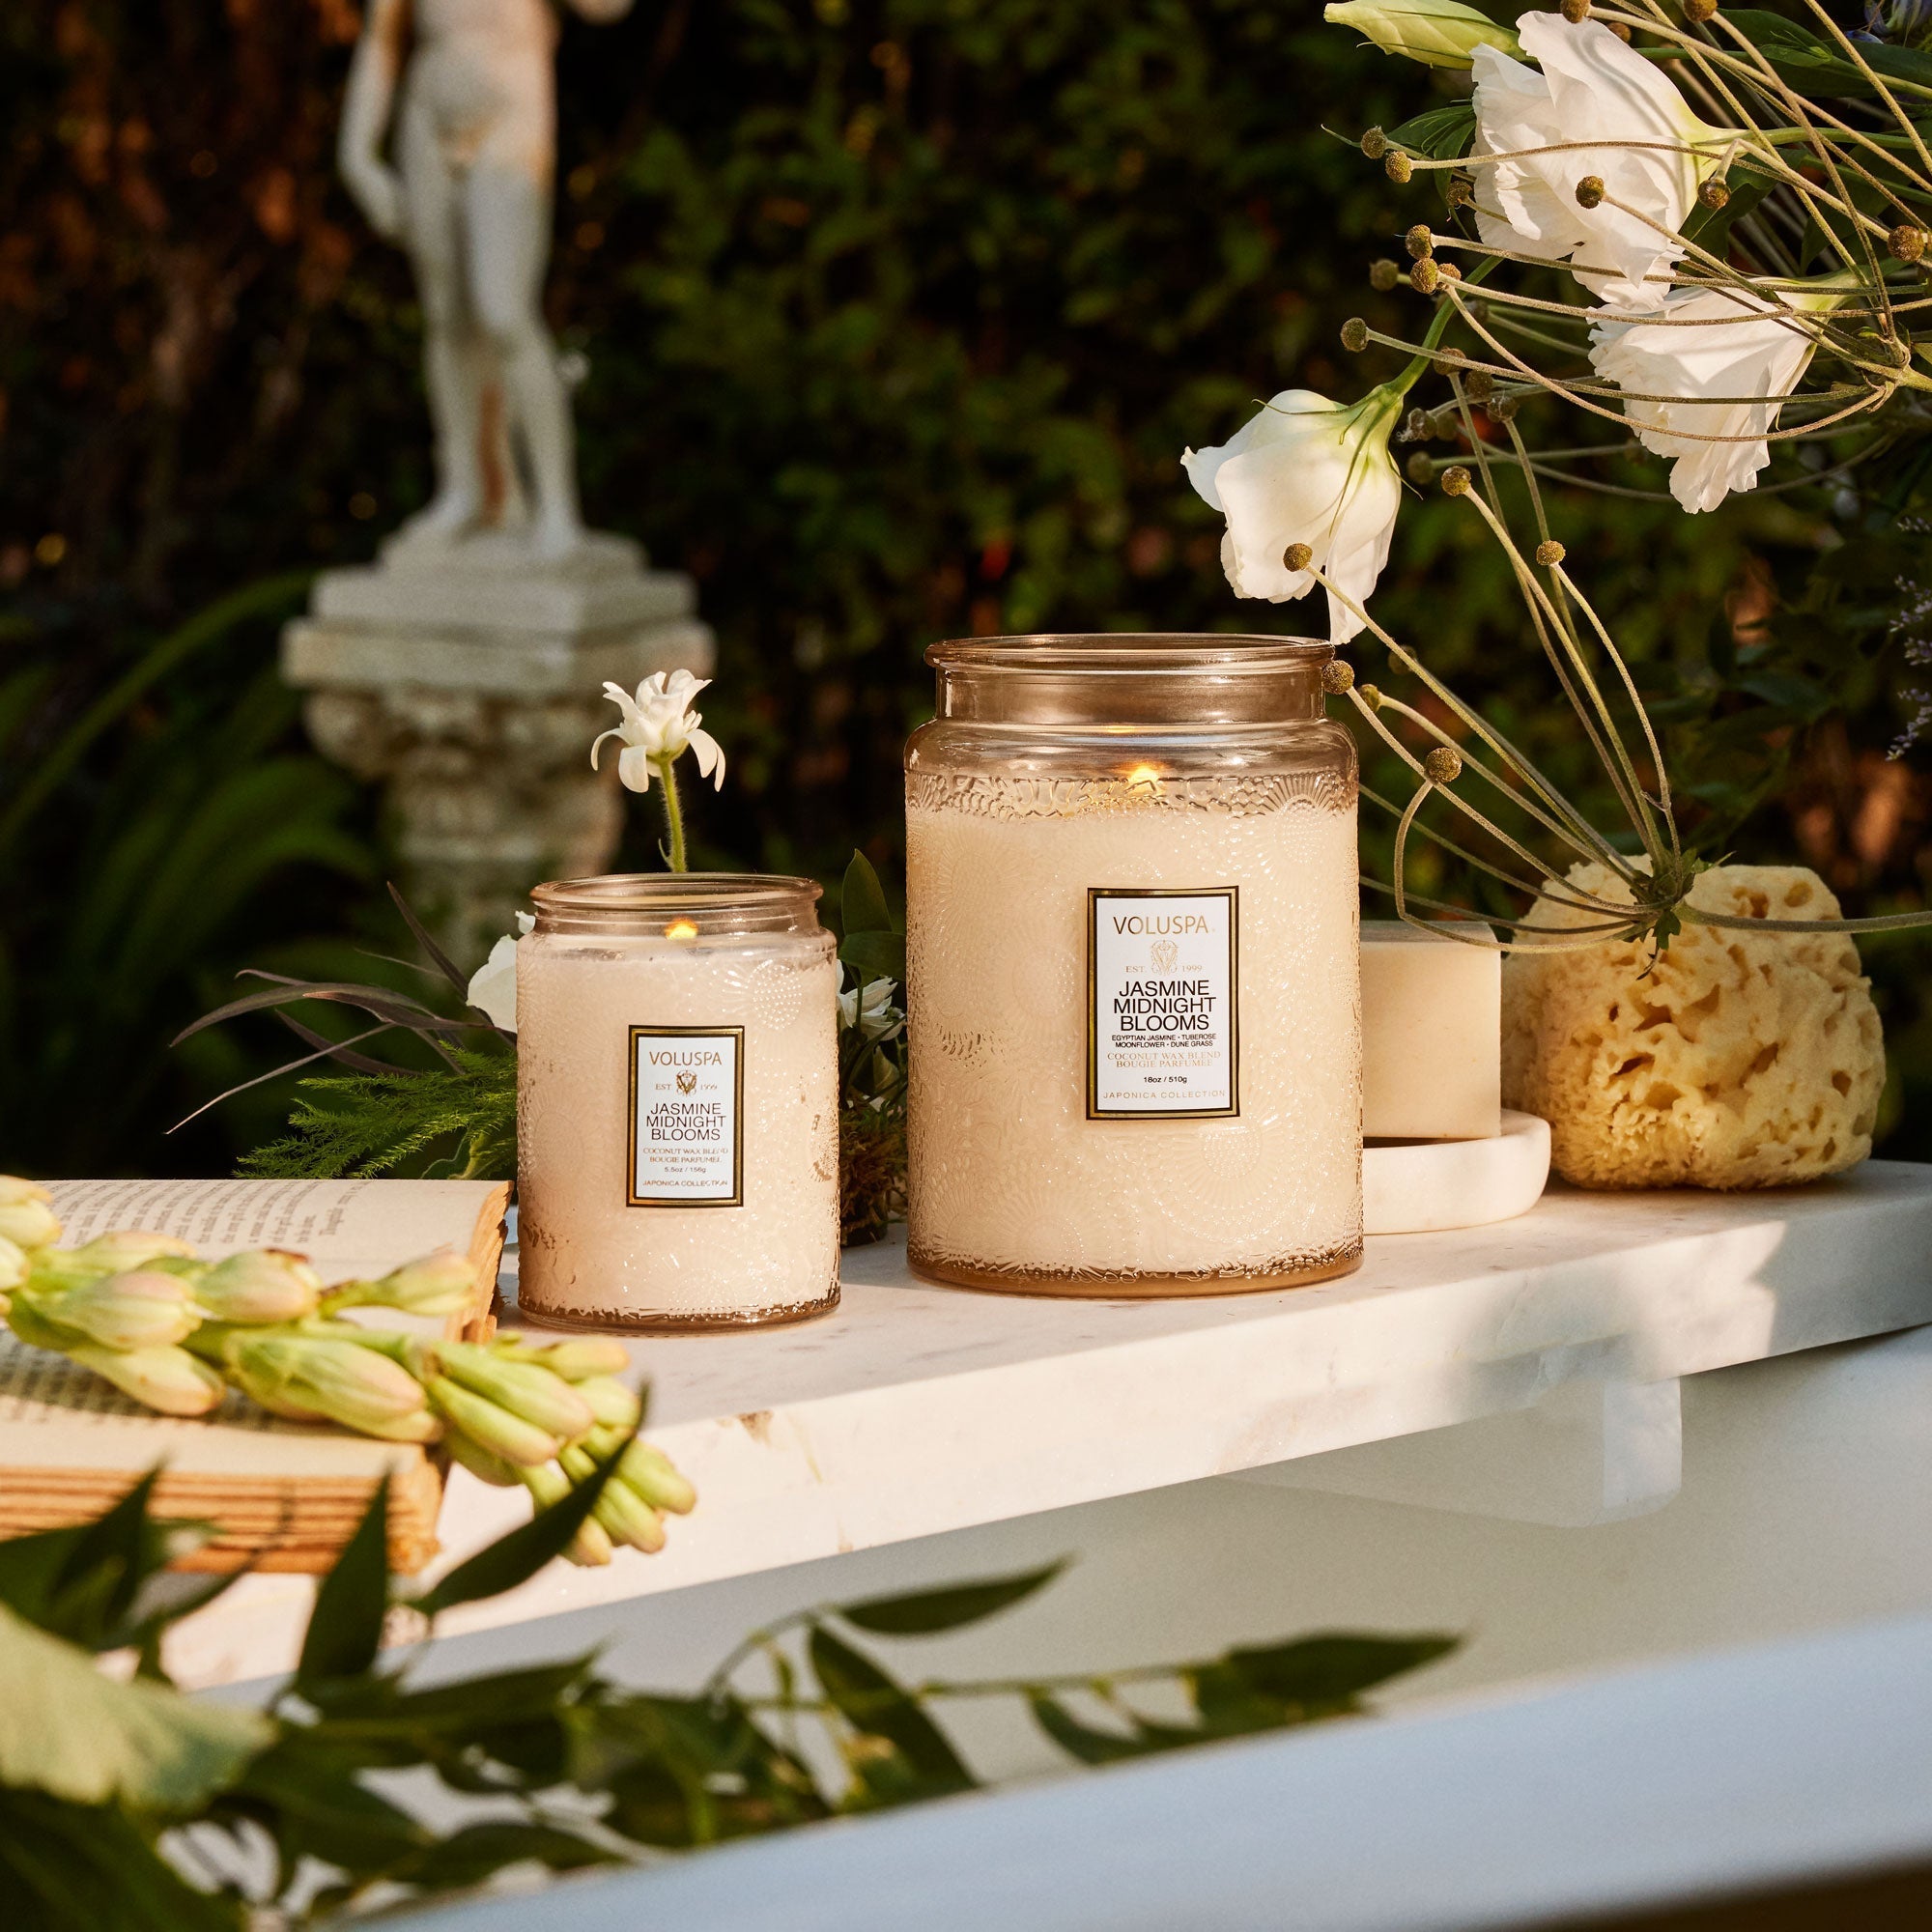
(1122, 762, 1164, 791)
(664, 918, 700, 940)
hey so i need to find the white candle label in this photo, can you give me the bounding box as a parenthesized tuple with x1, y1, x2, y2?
(627, 1026, 745, 1207)
(1087, 888, 1239, 1119)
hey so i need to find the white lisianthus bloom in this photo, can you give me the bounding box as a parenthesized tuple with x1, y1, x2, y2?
(467, 911, 534, 1033)
(1324, 0, 1520, 70)
(591, 668, 726, 795)
(1473, 14, 1725, 307)
(1181, 384, 1404, 642)
(1590, 285, 1845, 512)
(838, 976, 904, 1044)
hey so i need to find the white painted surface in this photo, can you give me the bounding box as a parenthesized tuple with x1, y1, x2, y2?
(391, 1607, 1932, 1932)
(166, 1164, 1932, 1690)
(1362, 1109, 1549, 1236)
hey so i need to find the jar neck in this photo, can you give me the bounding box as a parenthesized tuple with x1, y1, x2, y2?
(530, 873, 824, 938)
(928, 634, 1330, 727)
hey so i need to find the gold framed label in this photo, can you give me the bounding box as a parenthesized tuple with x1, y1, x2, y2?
(627, 1025, 745, 1208)
(1087, 887, 1239, 1121)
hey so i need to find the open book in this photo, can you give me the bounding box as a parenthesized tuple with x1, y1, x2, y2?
(0, 1178, 509, 1574)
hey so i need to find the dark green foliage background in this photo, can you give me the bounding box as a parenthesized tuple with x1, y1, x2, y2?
(1, 0, 1926, 1176)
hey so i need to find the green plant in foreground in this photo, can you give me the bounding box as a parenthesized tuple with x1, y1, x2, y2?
(0, 1474, 1455, 1927)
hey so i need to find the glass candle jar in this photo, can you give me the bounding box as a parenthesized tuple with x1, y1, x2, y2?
(904, 635, 1361, 1295)
(516, 874, 840, 1330)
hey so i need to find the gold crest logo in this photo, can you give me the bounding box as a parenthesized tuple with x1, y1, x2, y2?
(676, 1070, 697, 1094)
(1150, 937, 1179, 973)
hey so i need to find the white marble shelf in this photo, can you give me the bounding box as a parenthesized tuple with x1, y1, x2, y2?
(171, 1163, 1932, 1689)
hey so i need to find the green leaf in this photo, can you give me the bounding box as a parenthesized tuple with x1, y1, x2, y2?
(298, 1476, 390, 1688)
(0, 1602, 270, 1809)
(412, 1435, 628, 1617)
(0, 1789, 244, 1932)
(808, 1626, 975, 1801)
(839, 849, 895, 935)
(1027, 1693, 1150, 1765)
(838, 928, 907, 982)
(395, 1821, 620, 1890)
(222, 1731, 430, 1873)
(1219, 1633, 1457, 1714)
(1386, 102, 1474, 161)
(838, 1561, 1065, 1635)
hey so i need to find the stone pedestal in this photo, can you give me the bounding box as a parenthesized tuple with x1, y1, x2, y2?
(283, 531, 713, 967)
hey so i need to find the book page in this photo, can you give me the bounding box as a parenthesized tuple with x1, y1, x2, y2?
(43, 1178, 507, 1286)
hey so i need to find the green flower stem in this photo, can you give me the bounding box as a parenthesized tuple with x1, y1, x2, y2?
(653, 753, 688, 871)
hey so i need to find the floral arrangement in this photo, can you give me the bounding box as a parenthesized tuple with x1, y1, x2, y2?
(185, 671, 912, 1238)
(0, 1476, 1450, 1927)
(1183, 0, 1932, 959)
(0, 1177, 693, 1567)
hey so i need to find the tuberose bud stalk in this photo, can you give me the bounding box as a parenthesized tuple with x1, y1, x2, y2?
(1325, 1, 1522, 71)
(71, 1342, 228, 1417)
(229, 1333, 440, 1442)
(0, 1235, 27, 1295)
(325, 1252, 475, 1319)
(437, 1342, 597, 1443)
(37, 1269, 202, 1350)
(65, 1231, 198, 1273)
(0, 1195, 61, 1252)
(515, 1338, 631, 1382)
(428, 1375, 562, 1466)
(196, 1250, 324, 1324)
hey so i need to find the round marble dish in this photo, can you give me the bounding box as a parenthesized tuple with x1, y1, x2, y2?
(1364, 1110, 1551, 1236)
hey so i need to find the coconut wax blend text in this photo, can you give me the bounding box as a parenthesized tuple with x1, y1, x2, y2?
(904, 636, 1362, 1296)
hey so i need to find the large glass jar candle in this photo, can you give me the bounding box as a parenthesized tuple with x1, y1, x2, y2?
(905, 635, 1360, 1294)
(517, 875, 840, 1330)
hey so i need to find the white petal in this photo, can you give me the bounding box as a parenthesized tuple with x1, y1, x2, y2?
(617, 745, 653, 792)
(466, 936, 520, 1032)
(688, 728, 727, 790)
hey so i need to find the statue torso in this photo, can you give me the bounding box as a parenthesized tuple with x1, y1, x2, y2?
(405, 0, 557, 153)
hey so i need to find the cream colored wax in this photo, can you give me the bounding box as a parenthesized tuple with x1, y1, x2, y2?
(517, 934, 840, 1327)
(906, 776, 1361, 1289)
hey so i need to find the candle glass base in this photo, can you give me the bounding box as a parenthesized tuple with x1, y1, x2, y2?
(906, 1239, 1361, 1298)
(517, 1281, 841, 1334)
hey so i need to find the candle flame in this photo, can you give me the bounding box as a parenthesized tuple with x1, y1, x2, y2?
(1123, 762, 1163, 791)
(664, 918, 699, 940)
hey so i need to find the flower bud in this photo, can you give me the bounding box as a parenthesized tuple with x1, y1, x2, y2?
(1683, 0, 1717, 21)
(1491, 391, 1521, 422)
(1360, 126, 1387, 159)
(1435, 261, 1462, 283)
(1406, 451, 1435, 486)
(1465, 370, 1494, 402)
(1283, 541, 1314, 572)
(1405, 223, 1433, 261)
(231, 1334, 440, 1442)
(1535, 539, 1567, 566)
(0, 1234, 27, 1294)
(1359, 683, 1384, 712)
(429, 1376, 562, 1466)
(444, 1428, 526, 1488)
(196, 1250, 323, 1324)
(1321, 660, 1355, 696)
(0, 1176, 53, 1209)
(437, 1342, 596, 1443)
(518, 1338, 631, 1382)
(1368, 258, 1401, 292)
(1401, 407, 1430, 442)
(1341, 316, 1371, 352)
(367, 1252, 477, 1318)
(1698, 179, 1729, 212)
(1576, 176, 1605, 211)
(1424, 746, 1463, 784)
(1440, 465, 1473, 496)
(1409, 258, 1438, 293)
(576, 1376, 643, 1431)
(584, 1462, 668, 1554)
(1447, 175, 1474, 209)
(518, 1462, 614, 1565)
(67, 1231, 198, 1272)
(1325, 1, 1522, 71)
(1386, 150, 1413, 185)
(617, 1436, 697, 1516)
(1561, 0, 1589, 19)
(71, 1342, 227, 1417)
(0, 1195, 61, 1252)
(1890, 224, 1928, 265)
(40, 1269, 201, 1350)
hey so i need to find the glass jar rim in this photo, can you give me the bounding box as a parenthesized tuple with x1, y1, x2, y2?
(531, 872, 823, 922)
(925, 633, 1332, 673)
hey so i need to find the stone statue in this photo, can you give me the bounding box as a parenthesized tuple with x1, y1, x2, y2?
(338, 0, 634, 560)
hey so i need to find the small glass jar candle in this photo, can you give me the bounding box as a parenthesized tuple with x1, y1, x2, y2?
(905, 634, 1360, 1295)
(517, 874, 840, 1330)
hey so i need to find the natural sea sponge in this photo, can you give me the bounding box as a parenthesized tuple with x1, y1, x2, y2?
(1502, 862, 1885, 1190)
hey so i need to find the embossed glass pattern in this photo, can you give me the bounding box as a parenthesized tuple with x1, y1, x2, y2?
(905, 636, 1362, 1294)
(518, 874, 840, 1331)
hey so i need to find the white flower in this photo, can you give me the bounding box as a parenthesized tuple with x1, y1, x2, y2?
(591, 669, 726, 795)
(1324, 0, 1520, 70)
(1589, 285, 1843, 512)
(467, 912, 534, 1033)
(1181, 384, 1404, 642)
(1472, 14, 1724, 308)
(838, 975, 904, 1044)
